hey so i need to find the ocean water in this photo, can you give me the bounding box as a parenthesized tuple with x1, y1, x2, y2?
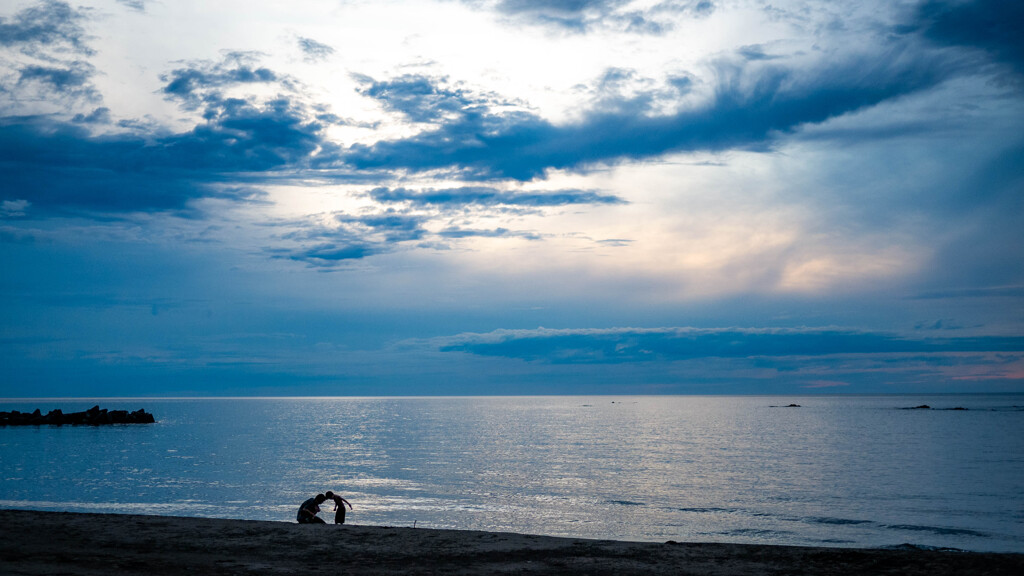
(1, 395, 1022, 552)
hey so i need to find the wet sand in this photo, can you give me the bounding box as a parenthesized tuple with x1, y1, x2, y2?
(1, 509, 1021, 575)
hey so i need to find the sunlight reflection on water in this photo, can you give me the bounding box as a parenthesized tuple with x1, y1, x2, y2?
(1, 396, 1022, 551)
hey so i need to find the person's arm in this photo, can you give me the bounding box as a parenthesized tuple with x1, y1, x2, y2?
(299, 502, 317, 518)
(342, 497, 353, 510)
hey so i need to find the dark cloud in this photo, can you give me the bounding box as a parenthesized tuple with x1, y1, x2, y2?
(914, 319, 967, 331)
(161, 52, 281, 109)
(339, 53, 947, 180)
(367, 186, 625, 208)
(438, 327, 1024, 364)
(17, 61, 98, 100)
(916, 0, 1024, 77)
(616, 12, 668, 34)
(1, 1, 99, 106)
(0, 0, 92, 55)
(71, 106, 110, 124)
(272, 210, 431, 266)
(912, 285, 1024, 301)
(272, 203, 556, 266)
(297, 37, 334, 62)
(356, 74, 481, 124)
(1, 95, 325, 214)
(737, 45, 780, 62)
(115, 0, 147, 12)
(488, 0, 708, 33)
(438, 226, 541, 240)
(337, 212, 429, 243)
(496, 0, 629, 31)
(283, 242, 381, 265)
(693, 1, 714, 16)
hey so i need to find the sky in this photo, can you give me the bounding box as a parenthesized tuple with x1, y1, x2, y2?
(1, 0, 1022, 396)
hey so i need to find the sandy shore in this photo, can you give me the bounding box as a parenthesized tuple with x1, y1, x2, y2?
(1, 509, 1021, 575)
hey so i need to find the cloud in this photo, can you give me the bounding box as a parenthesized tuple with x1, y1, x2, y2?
(438, 226, 541, 240)
(271, 201, 558, 266)
(337, 212, 429, 243)
(494, 0, 630, 31)
(355, 73, 484, 124)
(161, 52, 281, 109)
(912, 285, 1024, 301)
(737, 45, 781, 62)
(916, 0, 1024, 78)
(115, 0, 148, 12)
(0, 52, 332, 215)
(282, 242, 382, 265)
(71, 106, 110, 124)
(297, 37, 334, 62)
(481, 0, 711, 33)
(367, 186, 626, 208)
(1, 1, 99, 109)
(0, 0, 92, 55)
(436, 327, 1024, 364)
(801, 380, 851, 389)
(271, 210, 430, 266)
(17, 61, 98, 100)
(1, 199, 30, 218)
(339, 50, 948, 180)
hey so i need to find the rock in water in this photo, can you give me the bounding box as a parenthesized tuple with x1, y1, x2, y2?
(0, 407, 156, 426)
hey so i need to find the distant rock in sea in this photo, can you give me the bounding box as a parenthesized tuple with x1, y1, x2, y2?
(0, 405, 155, 426)
(769, 403, 801, 408)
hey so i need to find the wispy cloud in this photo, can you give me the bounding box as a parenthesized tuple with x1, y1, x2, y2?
(436, 327, 1024, 364)
(915, 0, 1024, 79)
(479, 0, 712, 34)
(115, 0, 148, 13)
(367, 186, 625, 208)
(297, 37, 334, 62)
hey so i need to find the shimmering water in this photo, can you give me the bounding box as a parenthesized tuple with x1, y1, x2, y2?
(1, 396, 1022, 551)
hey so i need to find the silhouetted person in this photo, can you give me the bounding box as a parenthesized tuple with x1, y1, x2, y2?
(325, 490, 353, 524)
(297, 493, 327, 524)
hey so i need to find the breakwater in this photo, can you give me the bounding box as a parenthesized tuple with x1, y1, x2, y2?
(0, 405, 155, 426)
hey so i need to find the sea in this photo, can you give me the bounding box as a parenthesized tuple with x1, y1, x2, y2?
(1, 395, 1022, 552)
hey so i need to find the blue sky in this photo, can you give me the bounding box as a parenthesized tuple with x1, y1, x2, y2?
(1, 0, 1022, 396)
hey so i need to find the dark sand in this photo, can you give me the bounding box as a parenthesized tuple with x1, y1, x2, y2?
(1, 509, 1021, 575)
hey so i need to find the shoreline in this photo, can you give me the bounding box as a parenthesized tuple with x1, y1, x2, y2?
(2, 510, 1021, 575)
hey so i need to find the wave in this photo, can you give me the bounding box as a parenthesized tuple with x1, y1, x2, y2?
(885, 524, 988, 537)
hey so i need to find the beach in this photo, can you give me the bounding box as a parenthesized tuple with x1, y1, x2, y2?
(1, 510, 1021, 575)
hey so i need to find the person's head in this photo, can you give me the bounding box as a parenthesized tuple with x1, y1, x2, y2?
(325, 491, 334, 500)
(315, 494, 327, 504)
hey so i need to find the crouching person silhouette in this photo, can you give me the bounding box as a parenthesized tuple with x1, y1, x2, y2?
(297, 493, 327, 524)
